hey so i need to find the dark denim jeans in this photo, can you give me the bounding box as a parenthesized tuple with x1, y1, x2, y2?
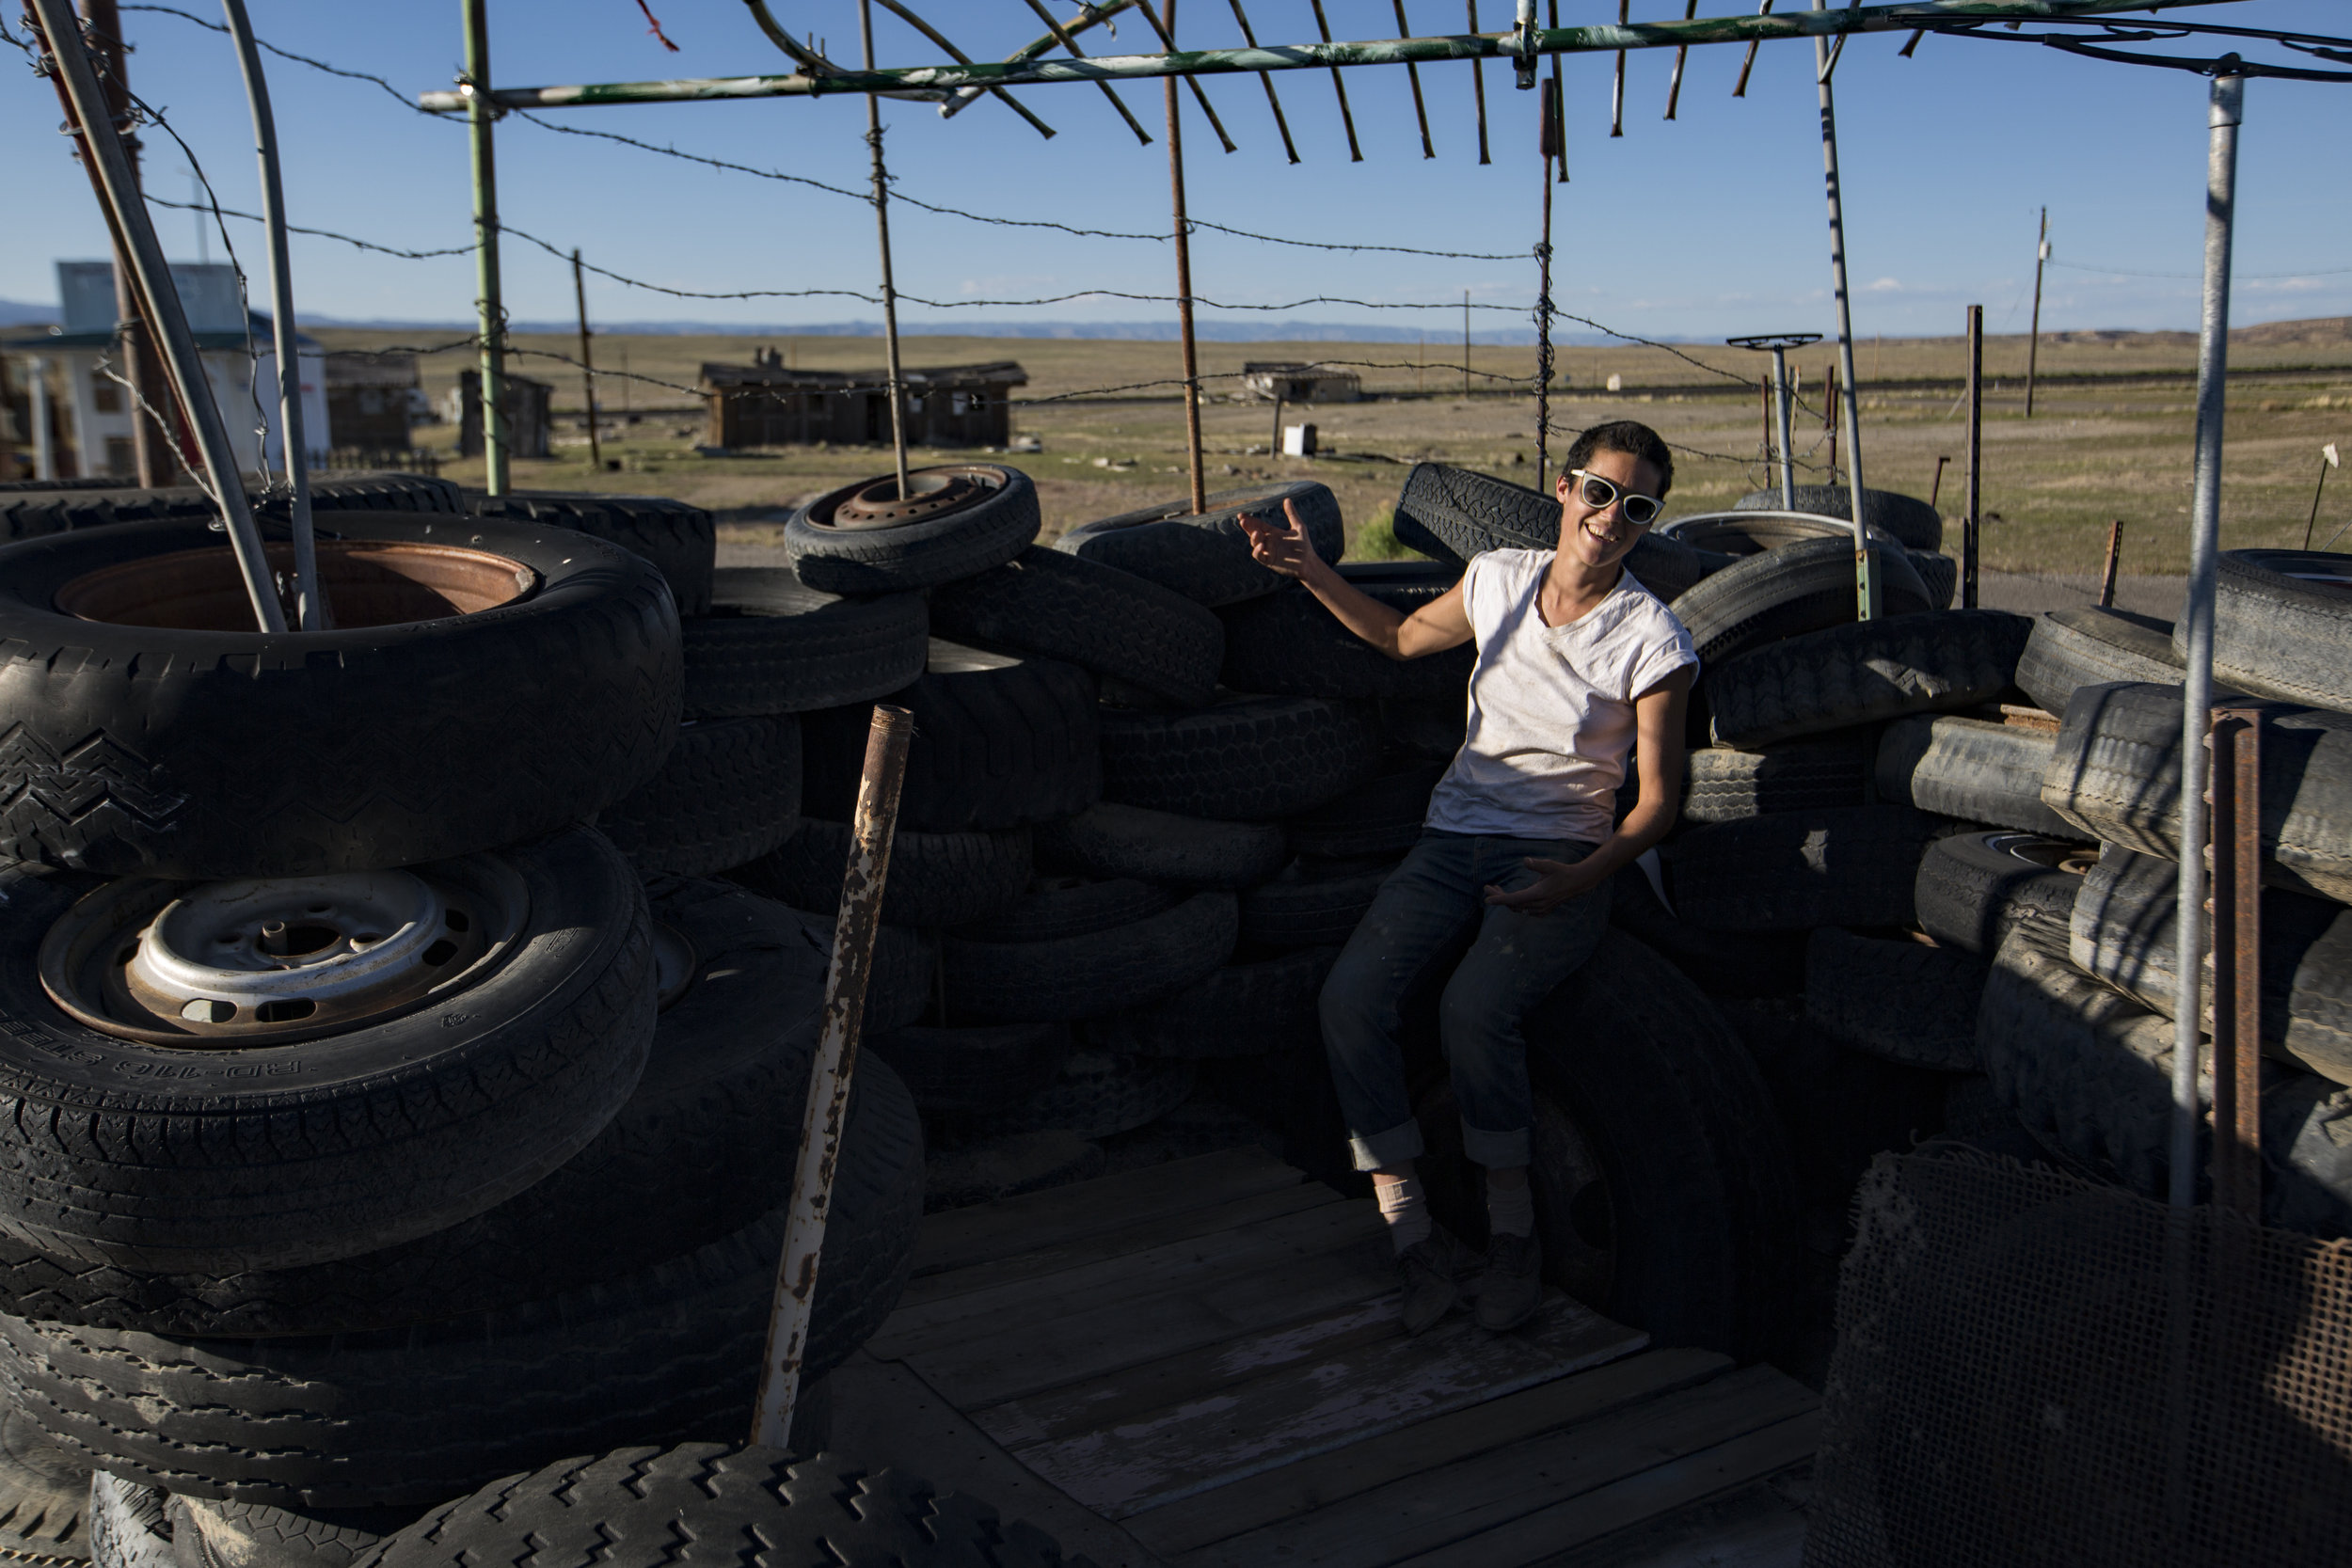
(1318, 831, 1610, 1172)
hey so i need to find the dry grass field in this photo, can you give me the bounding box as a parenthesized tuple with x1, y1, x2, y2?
(312, 316, 2352, 578)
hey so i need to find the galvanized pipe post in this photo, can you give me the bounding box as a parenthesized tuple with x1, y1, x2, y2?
(27, 358, 55, 482)
(861, 0, 912, 499)
(1964, 303, 1982, 609)
(752, 703, 915, 1449)
(462, 0, 509, 497)
(222, 0, 322, 630)
(1770, 345, 1797, 508)
(76, 0, 174, 484)
(572, 249, 601, 471)
(2208, 706, 2263, 1220)
(1812, 0, 1875, 620)
(28, 0, 284, 631)
(1167, 0, 1206, 515)
(2169, 65, 2242, 1210)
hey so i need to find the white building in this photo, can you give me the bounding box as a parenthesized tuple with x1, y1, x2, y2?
(2, 261, 329, 483)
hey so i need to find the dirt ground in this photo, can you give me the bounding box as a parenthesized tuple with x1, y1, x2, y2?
(312, 317, 2352, 584)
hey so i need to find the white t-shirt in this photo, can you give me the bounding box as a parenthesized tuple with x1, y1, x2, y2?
(1422, 549, 1697, 845)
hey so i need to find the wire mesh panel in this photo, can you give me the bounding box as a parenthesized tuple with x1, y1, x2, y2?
(1807, 1145, 2352, 1568)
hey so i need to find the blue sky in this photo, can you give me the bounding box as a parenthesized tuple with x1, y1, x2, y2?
(2, 2, 2346, 341)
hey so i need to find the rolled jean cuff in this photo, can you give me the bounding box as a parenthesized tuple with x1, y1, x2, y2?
(1349, 1118, 1427, 1173)
(1462, 1119, 1531, 1169)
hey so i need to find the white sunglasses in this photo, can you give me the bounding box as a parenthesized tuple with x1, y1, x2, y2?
(1567, 469, 1663, 527)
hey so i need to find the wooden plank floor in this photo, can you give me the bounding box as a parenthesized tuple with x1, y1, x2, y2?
(840, 1148, 1819, 1568)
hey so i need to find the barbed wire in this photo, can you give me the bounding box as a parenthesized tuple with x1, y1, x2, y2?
(144, 195, 475, 260)
(120, 4, 437, 117)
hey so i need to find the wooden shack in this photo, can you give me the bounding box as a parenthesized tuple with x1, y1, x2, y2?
(325, 353, 419, 455)
(703, 353, 1026, 451)
(456, 369, 553, 459)
(1241, 362, 1361, 404)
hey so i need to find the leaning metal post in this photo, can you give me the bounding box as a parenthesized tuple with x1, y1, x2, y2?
(861, 0, 912, 499)
(1964, 302, 1982, 609)
(28, 0, 284, 632)
(462, 0, 509, 497)
(572, 249, 601, 471)
(78, 0, 172, 486)
(2208, 705, 2263, 1221)
(752, 704, 915, 1449)
(1813, 0, 1876, 620)
(2171, 65, 2243, 1209)
(1168, 0, 1207, 515)
(222, 0, 322, 631)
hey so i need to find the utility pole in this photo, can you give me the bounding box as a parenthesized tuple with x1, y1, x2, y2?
(78, 0, 174, 484)
(2026, 206, 2048, 419)
(860, 0, 910, 498)
(462, 0, 509, 496)
(572, 249, 600, 470)
(1166, 0, 1205, 514)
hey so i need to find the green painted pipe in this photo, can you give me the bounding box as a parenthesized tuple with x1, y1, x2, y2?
(418, 0, 2240, 112)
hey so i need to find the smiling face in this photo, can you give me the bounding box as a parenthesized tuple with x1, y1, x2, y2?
(1554, 447, 1665, 572)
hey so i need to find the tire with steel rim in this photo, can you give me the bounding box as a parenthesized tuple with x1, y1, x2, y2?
(0, 515, 681, 879)
(1730, 484, 1944, 551)
(784, 466, 1039, 594)
(0, 827, 653, 1275)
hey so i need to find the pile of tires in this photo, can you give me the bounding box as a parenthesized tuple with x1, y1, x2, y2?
(0, 497, 923, 1554)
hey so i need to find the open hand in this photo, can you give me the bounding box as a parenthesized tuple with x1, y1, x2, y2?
(1238, 497, 1325, 581)
(1484, 856, 1601, 916)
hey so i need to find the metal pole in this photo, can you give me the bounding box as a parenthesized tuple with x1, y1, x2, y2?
(2098, 519, 2124, 608)
(1964, 303, 1982, 610)
(751, 704, 914, 1449)
(222, 0, 322, 631)
(2026, 206, 2048, 419)
(28, 0, 283, 632)
(573, 249, 601, 471)
(861, 0, 912, 499)
(2208, 705, 2264, 1221)
(1813, 0, 1876, 621)
(1771, 346, 1796, 507)
(1271, 392, 1283, 458)
(462, 0, 509, 497)
(78, 0, 173, 486)
(2304, 447, 2335, 549)
(2170, 66, 2243, 1211)
(1165, 1, 1206, 515)
(1463, 292, 1472, 398)
(28, 358, 55, 483)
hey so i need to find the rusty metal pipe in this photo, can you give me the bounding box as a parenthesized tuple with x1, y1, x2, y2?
(1227, 0, 1302, 161)
(1467, 0, 1492, 162)
(1168, 0, 1206, 515)
(2098, 518, 2124, 608)
(1308, 0, 1364, 162)
(2207, 706, 2263, 1220)
(1135, 0, 1237, 151)
(859, 1, 911, 499)
(751, 703, 915, 1449)
(1964, 302, 1982, 609)
(1021, 0, 1153, 144)
(1393, 0, 1436, 157)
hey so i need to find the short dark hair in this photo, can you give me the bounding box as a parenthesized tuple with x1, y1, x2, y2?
(1562, 420, 1674, 499)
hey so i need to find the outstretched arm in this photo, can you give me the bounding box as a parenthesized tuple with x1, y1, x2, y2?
(1482, 664, 1696, 915)
(1239, 499, 1471, 661)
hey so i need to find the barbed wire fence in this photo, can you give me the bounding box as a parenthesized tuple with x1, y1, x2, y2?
(31, 3, 1833, 495)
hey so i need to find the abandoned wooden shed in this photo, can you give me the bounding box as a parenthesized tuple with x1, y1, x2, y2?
(1241, 362, 1361, 404)
(456, 368, 553, 459)
(325, 353, 421, 456)
(702, 353, 1027, 450)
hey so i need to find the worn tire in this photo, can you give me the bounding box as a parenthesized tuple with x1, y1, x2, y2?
(1284, 764, 1443, 858)
(1669, 536, 1931, 668)
(167, 1495, 415, 1568)
(1658, 511, 1899, 558)
(1217, 584, 1472, 701)
(0, 1065, 924, 1509)
(596, 716, 802, 879)
(977, 875, 1181, 942)
(368, 1446, 1089, 1568)
(1914, 831, 2091, 957)
(88, 1474, 171, 1568)
(0, 1408, 87, 1562)
(1053, 482, 1342, 606)
(2196, 548, 2352, 713)
(1089, 945, 1339, 1060)
(1607, 865, 1807, 998)
(867, 1022, 1073, 1115)
(1804, 927, 1985, 1071)
(0, 515, 681, 879)
(958, 1050, 1195, 1140)
(2070, 845, 2352, 1085)
(1682, 736, 1872, 824)
(1731, 485, 1944, 551)
(733, 818, 1031, 928)
(0, 879, 823, 1337)
(1705, 608, 2029, 748)
(681, 569, 929, 718)
(0, 474, 461, 541)
(783, 911, 935, 1037)
(1033, 802, 1283, 889)
(785, 467, 1039, 594)
(1875, 714, 2074, 837)
(468, 491, 716, 615)
(942, 890, 1236, 1022)
(1241, 856, 1399, 947)
(2042, 682, 2352, 903)
(0, 831, 652, 1275)
(1979, 916, 2352, 1237)
(929, 546, 1224, 708)
(1100, 695, 1380, 820)
(1667, 805, 1943, 932)
(801, 641, 1099, 833)
(2014, 606, 2185, 719)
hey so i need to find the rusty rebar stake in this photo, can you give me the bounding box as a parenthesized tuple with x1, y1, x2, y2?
(2207, 706, 2264, 1221)
(871, 0, 1057, 137)
(1226, 0, 1301, 162)
(1305, 0, 1363, 162)
(1020, 0, 1153, 144)
(1611, 0, 1629, 136)
(1393, 0, 1436, 157)
(1466, 0, 1492, 163)
(2099, 519, 2126, 608)
(752, 704, 914, 1449)
(1665, 0, 1698, 117)
(1733, 0, 1772, 95)
(1135, 0, 1236, 152)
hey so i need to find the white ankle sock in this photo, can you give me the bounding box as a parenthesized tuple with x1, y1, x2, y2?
(1375, 1175, 1431, 1254)
(1487, 1180, 1534, 1238)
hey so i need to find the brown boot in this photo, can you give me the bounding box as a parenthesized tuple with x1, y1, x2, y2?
(1477, 1229, 1544, 1332)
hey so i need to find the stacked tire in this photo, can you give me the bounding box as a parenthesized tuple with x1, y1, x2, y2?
(0, 503, 922, 1554)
